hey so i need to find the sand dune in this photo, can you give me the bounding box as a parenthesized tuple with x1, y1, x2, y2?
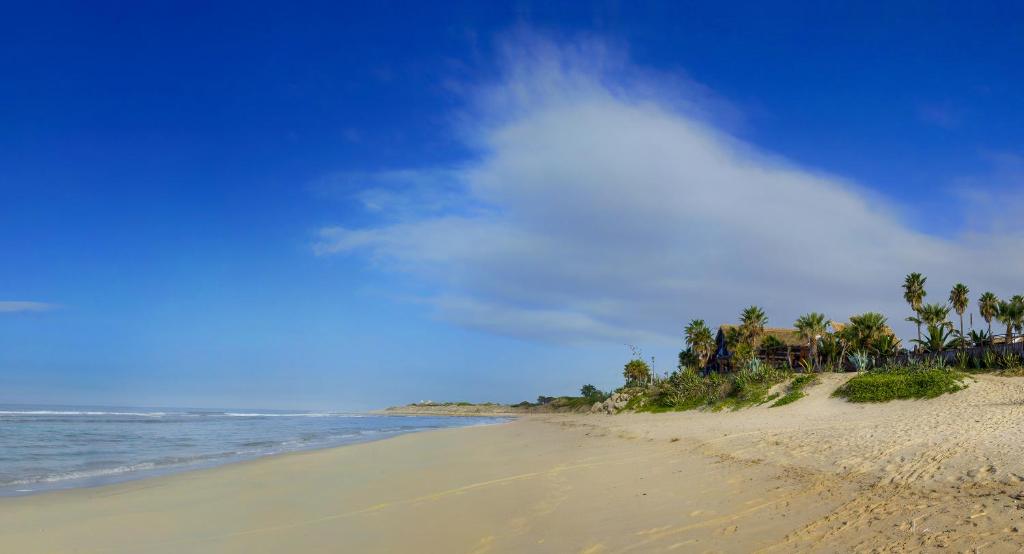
(4, 374, 1024, 552)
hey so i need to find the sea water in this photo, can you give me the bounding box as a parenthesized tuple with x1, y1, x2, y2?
(0, 404, 506, 496)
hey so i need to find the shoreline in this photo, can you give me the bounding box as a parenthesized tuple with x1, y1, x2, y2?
(0, 416, 844, 553)
(0, 413, 509, 499)
(4, 375, 1024, 551)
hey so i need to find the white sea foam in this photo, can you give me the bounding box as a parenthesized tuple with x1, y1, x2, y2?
(0, 409, 505, 496)
(222, 412, 337, 417)
(0, 410, 167, 417)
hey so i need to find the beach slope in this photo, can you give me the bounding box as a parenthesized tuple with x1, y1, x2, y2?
(4, 374, 1024, 552)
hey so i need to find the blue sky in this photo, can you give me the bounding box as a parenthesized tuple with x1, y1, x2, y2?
(2, 2, 1023, 410)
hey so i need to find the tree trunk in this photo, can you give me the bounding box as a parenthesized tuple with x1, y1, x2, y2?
(960, 314, 965, 349)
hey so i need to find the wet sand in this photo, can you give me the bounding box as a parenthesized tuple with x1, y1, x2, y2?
(4, 373, 1024, 552)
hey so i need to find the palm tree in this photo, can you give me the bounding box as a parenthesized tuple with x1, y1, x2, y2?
(794, 312, 828, 372)
(913, 324, 957, 354)
(872, 334, 902, 358)
(918, 303, 952, 329)
(684, 319, 715, 368)
(949, 283, 969, 348)
(846, 312, 889, 352)
(979, 292, 999, 339)
(996, 300, 1024, 345)
(968, 329, 992, 347)
(739, 305, 768, 347)
(1013, 297, 1024, 340)
(903, 273, 927, 344)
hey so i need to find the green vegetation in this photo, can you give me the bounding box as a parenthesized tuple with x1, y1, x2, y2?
(794, 312, 827, 371)
(902, 272, 927, 344)
(684, 319, 715, 368)
(517, 273, 1024, 415)
(623, 357, 652, 387)
(630, 359, 789, 413)
(950, 283, 970, 345)
(410, 401, 499, 407)
(833, 363, 966, 403)
(978, 292, 999, 339)
(771, 374, 818, 407)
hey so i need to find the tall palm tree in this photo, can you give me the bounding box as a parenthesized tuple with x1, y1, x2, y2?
(739, 305, 768, 347)
(794, 312, 828, 372)
(978, 292, 999, 339)
(949, 283, 969, 348)
(1013, 296, 1024, 339)
(903, 273, 927, 344)
(684, 319, 715, 368)
(996, 300, 1024, 345)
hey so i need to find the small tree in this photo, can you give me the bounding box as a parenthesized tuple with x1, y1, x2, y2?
(978, 292, 999, 339)
(623, 359, 652, 387)
(580, 384, 606, 400)
(794, 312, 828, 372)
(684, 319, 716, 368)
(739, 306, 768, 347)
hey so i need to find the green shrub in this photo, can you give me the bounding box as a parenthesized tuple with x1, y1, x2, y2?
(771, 374, 818, 407)
(580, 384, 608, 402)
(1000, 352, 1023, 370)
(833, 368, 965, 403)
(631, 363, 788, 412)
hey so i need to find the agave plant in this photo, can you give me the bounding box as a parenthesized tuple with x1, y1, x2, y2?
(1000, 351, 1023, 370)
(954, 351, 971, 370)
(848, 350, 872, 372)
(982, 350, 998, 370)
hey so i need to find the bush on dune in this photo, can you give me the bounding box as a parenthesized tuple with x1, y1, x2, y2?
(632, 360, 789, 412)
(833, 364, 965, 403)
(771, 374, 819, 407)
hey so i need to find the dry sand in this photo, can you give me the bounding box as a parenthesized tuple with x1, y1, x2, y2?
(4, 373, 1024, 552)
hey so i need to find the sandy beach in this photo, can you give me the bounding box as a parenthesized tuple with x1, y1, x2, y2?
(4, 374, 1024, 552)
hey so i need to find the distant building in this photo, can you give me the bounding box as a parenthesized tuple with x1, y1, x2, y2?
(707, 321, 846, 372)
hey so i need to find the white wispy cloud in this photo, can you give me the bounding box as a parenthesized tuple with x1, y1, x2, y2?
(315, 34, 1024, 343)
(0, 301, 57, 313)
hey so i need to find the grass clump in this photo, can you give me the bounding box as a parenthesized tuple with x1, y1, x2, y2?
(771, 374, 819, 407)
(833, 364, 965, 403)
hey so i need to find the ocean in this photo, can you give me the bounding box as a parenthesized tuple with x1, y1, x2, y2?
(0, 404, 506, 496)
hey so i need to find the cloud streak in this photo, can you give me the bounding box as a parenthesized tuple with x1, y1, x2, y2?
(0, 301, 57, 313)
(316, 34, 1024, 344)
